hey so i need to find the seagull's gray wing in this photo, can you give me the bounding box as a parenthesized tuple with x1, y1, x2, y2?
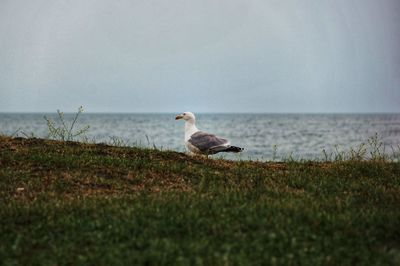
(188, 131, 229, 154)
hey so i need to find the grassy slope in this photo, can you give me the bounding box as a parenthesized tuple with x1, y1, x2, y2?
(0, 136, 399, 265)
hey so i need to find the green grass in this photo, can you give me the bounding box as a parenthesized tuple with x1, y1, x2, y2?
(1, 136, 400, 265)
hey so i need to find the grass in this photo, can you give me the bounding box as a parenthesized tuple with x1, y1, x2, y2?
(1, 135, 400, 265)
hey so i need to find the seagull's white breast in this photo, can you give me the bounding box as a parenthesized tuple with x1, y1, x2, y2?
(185, 140, 202, 154)
(184, 122, 200, 153)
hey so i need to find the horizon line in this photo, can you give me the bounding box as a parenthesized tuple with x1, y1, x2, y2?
(1, 111, 399, 115)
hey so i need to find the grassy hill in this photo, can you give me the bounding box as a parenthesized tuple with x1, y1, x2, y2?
(1, 135, 399, 265)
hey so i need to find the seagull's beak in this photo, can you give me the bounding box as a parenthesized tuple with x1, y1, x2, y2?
(175, 114, 184, 120)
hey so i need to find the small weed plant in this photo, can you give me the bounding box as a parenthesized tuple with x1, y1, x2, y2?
(108, 136, 130, 147)
(321, 133, 397, 162)
(44, 106, 90, 141)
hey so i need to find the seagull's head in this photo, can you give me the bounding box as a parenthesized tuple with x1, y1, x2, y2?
(175, 111, 195, 122)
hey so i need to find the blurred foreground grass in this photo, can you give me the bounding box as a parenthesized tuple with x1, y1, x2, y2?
(1, 136, 399, 265)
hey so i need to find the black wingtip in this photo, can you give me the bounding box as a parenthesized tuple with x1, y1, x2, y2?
(226, 146, 244, 153)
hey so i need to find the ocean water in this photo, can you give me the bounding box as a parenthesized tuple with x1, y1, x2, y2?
(0, 113, 399, 160)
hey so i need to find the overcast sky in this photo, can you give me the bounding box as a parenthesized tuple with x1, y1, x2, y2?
(1, 0, 399, 113)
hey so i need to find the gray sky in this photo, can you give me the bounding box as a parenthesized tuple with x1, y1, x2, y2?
(1, 0, 399, 113)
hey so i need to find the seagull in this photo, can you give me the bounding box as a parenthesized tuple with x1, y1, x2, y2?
(175, 112, 244, 155)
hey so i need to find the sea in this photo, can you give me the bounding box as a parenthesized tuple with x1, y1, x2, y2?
(1, 113, 399, 161)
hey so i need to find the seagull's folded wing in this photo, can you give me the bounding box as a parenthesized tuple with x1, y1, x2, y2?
(188, 131, 229, 153)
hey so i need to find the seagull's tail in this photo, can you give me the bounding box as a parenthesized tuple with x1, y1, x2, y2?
(225, 145, 244, 153)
